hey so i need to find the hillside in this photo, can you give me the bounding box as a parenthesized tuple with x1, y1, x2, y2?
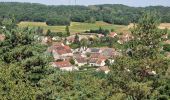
(0, 2, 170, 25)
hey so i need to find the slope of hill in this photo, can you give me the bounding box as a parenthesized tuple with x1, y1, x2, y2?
(0, 2, 170, 25)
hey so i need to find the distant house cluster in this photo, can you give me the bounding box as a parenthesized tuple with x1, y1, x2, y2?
(38, 31, 136, 73)
(47, 41, 120, 73)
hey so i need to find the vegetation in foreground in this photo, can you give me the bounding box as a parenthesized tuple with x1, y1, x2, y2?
(0, 12, 170, 100)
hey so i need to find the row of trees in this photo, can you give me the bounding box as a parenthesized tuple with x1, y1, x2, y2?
(0, 2, 170, 25)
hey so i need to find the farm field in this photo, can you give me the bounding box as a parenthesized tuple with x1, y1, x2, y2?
(18, 21, 170, 34)
(18, 21, 129, 34)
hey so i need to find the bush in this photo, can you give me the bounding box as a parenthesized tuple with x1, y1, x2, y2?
(163, 44, 170, 52)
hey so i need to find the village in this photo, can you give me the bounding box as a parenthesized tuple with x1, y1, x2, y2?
(27, 25, 169, 75)
(0, 26, 168, 75)
(36, 30, 133, 74)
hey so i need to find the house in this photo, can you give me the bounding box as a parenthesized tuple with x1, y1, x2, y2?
(162, 33, 168, 40)
(101, 48, 115, 58)
(78, 34, 97, 41)
(52, 36, 61, 41)
(86, 48, 102, 53)
(73, 52, 87, 58)
(90, 53, 101, 58)
(74, 57, 87, 66)
(165, 52, 170, 58)
(74, 47, 88, 54)
(108, 32, 117, 38)
(41, 36, 52, 45)
(97, 34, 104, 38)
(164, 40, 170, 44)
(96, 66, 110, 74)
(51, 61, 78, 71)
(0, 34, 5, 41)
(50, 43, 73, 60)
(66, 35, 75, 45)
(118, 33, 133, 44)
(89, 57, 106, 67)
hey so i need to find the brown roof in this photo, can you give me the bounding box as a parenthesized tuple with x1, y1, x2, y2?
(89, 58, 98, 63)
(0, 34, 5, 41)
(53, 61, 72, 68)
(73, 53, 82, 58)
(109, 32, 117, 37)
(51, 43, 72, 55)
(90, 53, 100, 58)
(98, 66, 110, 72)
(66, 36, 75, 42)
(75, 57, 87, 63)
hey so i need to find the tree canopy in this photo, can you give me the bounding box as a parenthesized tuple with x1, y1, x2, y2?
(0, 2, 170, 25)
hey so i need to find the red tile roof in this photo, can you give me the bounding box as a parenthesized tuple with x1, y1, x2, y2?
(51, 43, 72, 55)
(53, 61, 72, 68)
(109, 32, 117, 38)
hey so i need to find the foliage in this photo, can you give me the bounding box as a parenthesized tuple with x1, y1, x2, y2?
(163, 44, 170, 52)
(46, 17, 70, 26)
(65, 25, 70, 36)
(0, 10, 170, 100)
(1, 2, 170, 26)
(86, 27, 110, 36)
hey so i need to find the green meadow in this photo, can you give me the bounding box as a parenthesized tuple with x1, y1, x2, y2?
(18, 21, 129, 34)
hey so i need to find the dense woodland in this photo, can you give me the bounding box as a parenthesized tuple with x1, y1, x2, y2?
(0, 7, 170, 99)
(0, 2, 170, 25)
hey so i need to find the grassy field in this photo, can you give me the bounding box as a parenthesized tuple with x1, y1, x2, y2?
(18, 21, 129, 34)
(18, 21, 170, 34)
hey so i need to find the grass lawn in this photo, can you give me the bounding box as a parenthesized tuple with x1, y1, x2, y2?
(18, 21, 129, 34)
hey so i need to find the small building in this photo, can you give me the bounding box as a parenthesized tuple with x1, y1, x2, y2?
(101, 48, 115, 58)
(74, 57, 87, 66)
(96, 66, 110, 74)
(66, 35, 75, 45)
(118, 33, 133, 44)
(49, 43, 73, 60)
(41, 36, 52, 45)
(52, 36, 61, 41)
(0, 34, 5, 41)
(162, 33, 168, 40)
(108, 32, 117, 38)
(51, 61, 78, 71)
(89, 58, 106, 67)
(97, 34, 105, 38)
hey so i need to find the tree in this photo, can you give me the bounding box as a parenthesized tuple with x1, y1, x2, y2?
(130, 12, 166, 59)
(74, 33, 79, 43)
(163, 44, 170, 52)
(70, 58, 75, 65)
(36, 27, 43, 35)
(111, 29, 115, 32)
(80, 38, 88, 49)
(46, 17, 70, 26)
(46, 29, 51, 36)
(0, 63, 36, 99)
(65, 25, 70, 36)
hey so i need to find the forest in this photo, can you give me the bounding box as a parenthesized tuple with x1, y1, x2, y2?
(0, 2, 170, 25)
(0, 9, 170, 99)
